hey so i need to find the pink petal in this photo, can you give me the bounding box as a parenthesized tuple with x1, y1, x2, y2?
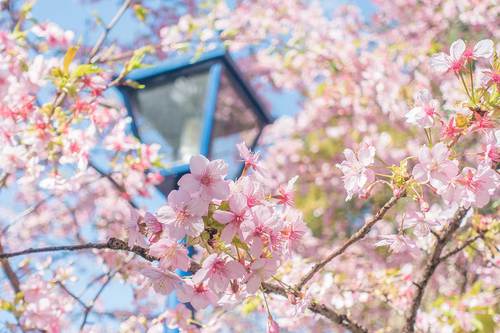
(449, 39, 465, 60)
(210, 179, 230, 200)
(190, 155, 209, 176)
(178, 174, 200, 194)
(430, 53, 451, 74)
(246, 274, 261, 294)
(221, 224, 237, 243)
(473, 39, 493, 59)
(213, 210, 235, 224)
(412, 163, 428, 183)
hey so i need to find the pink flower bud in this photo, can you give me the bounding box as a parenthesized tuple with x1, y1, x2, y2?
(419, 199, 430, 212)
(267, 317, 280, 333)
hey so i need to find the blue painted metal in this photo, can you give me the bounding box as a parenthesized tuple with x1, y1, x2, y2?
(200, 64, 222, 156)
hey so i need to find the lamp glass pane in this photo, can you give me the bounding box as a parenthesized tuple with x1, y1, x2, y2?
(133, 71, 209, 166)
(211, 70, 261, 178)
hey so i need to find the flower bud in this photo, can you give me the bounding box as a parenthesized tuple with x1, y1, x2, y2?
(267, 317, 280, 333)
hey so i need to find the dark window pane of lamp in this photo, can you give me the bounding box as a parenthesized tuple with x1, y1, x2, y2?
(134, 71, 210, 166)
(211, 70, 260, 178)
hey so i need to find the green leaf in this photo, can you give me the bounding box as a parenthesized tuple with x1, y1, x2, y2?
(473, 314, 495, 333)
(72, 64, 101, 78)
(133, 4, 149, 22)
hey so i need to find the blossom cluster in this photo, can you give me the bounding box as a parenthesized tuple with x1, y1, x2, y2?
(130, 143, 306, 331)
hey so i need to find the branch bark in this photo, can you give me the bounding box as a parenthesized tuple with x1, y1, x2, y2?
(0, 239, 21, 293)
(402, 206, 469, 333)
(296, 193, 403, 291)
(1, 237, 365, 331)
(262, 282, 368, 333)
(0, 237, 155, 262)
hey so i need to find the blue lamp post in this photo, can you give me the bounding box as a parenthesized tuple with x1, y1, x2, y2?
(116, 49, 272, 331)
(116, 49, 272, 194)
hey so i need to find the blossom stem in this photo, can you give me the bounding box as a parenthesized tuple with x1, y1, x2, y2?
(469, 62, 475, 103)
(457, 72, 472, 100)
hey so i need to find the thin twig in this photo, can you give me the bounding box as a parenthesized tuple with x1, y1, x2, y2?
(439, 234, 481, 262)
(402, 206, 469, 333)
(88, 0, 133, 63)
(80, 264, 124, 330)
(296, 193, 403, 291)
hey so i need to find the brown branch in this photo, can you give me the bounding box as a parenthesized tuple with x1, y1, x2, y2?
(262, 282, 368, 333)
(0, 237, 155, 262)
(296, 193, 403, 291)
(1, 237, 365, 331)
(0, 239, 21, 294)
(402, 206, 469, 333)
(439, 234, 481, 262)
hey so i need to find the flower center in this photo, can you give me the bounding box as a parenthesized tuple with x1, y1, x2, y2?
(200, 174, 212, 186)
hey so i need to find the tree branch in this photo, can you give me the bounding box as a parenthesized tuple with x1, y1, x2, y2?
(402, 206, 469, 333)
(296, 193, 403, 291)
(0, 239, 21, 293)
(0, 237, 366, 331)
(262, 282, 368, 333)
(439, 234, 481, 262)
(88, 0, 133, 63)
(0, 237, 155, 262)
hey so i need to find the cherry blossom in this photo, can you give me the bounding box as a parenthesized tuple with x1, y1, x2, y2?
(177, 281, 218, 310)
(192, 254, 246, 293)
(156, 188, 205, 239)
(336, 143, 376, 200)
(213, 193, 250, 243)
(148, 238, 190, 271)
(141, 267, 181, 295)
(412, 143, 459, 191)
(245, 258, 279, 294)
(405, 90, 439, 128)
(178, 155, 231, 201)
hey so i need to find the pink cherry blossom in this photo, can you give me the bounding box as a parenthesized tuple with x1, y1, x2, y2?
(178, 155, 230, 201)
(280, 210, 307, 256)
(213, 193, 249, 243)
(177, 281, 218, 310)
(336, 143, 376, 200)
(405, 90, 439, 128)
(404, 210, 441, 237)
(127, 207, 147, 248)
(192, 254, 246, 293)
(148, 238, 190, 271)
(141, 267, 181, 295)
(156, 188, 205, 239)
(412, 143, 458, 191)
(237, 141, 261, 171)
(430, 39, 493, 74)
(237, 176, 265, 208)
(144, 212, 163, 243)
(462, 39, 494, 61)
(275, 175, 298, 206)
(164, 304, 191, 330)
(375, 235, 416, 253)
(245, 258, 279, 294)
(452, 164, 497, 208)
